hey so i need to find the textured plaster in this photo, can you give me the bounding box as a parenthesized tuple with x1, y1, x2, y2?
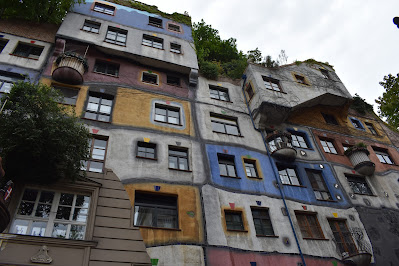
(146, 245, 205, 266)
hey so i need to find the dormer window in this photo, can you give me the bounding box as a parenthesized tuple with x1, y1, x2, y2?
(93, 2, 115, 15)
(168, 23, 181, 32)
(149, 17, 163, 28)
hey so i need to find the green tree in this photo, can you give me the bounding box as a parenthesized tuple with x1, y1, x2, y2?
(376, 73, 399, 127)
(0, 82, 90, 184)
(0, 0, 84, 24)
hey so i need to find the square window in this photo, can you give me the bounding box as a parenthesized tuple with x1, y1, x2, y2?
(209, 85, 230, 102)
(0, 39, 8, 53)
(12, 42, 44, 59)
(211, 114, 240, 136)
(170, 43, 181, 54)
(262, 76, 281, 92)
(142, 72, 158, 85)
(320, 68, 330, 79)
(365, 122, 377, 135)
(166, 75, 180, 86)
(134, 192, 178, 229)
(142, 34, 163, 49)
(137, 142, 156, 159)
(168, 23, 181, 32)
(245, 84, 255, 101)
(373, 148, 394, 164)
(295, 74, 308, 85)
(350, 117, 364, 129)
(322, 113, 339, 125)
(105, 27, 127, 46)
(328, 219, 357, 256)
(295, 212, 325, 239)
(84, 92, 114, 122)
(225, 210, 244, 231)
(94, 2, 115, 15)
(53, 86, 79, 105)
(218, 154, 237, 178)
(278, 165, 301, 186)
(81, 137, 108, 173)
(346, 175, 373, 195)
(291, 133, 308, 148)
(155, 104, 181, 125)
(320, 139, 337, 154)
(94, 60, 119, 76)
(244, 159, 259, 178)
(168, 147, 189, 171)
(82, 20, 100, 33)
(149, 17, 163, 28)
(306, 170, 332, 201)
(11, 188, 90, 240)
(251, 207, 275, 236)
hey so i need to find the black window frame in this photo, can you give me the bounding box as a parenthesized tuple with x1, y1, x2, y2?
(148, 17, 163, 28)
(320, 68, 330, 79)
(294, 74, 308, 85)
(277, 165, 301, 186)
(322, 113, 339, 125)
(262, 76, 282, 92)
(210, 113, 241, 136)
(93, 2, 115, 15)
(209, 85, 230, 102)
(105, 26, 127, 46)
(12, 42, 44, 59)
(218, 154, 237, 178)
(93, 60, 120, 77)
(0, 39, 8, 53)
(53, 86, 79, 105)
(167, 23, 181, 32)
(142, 72, 158, 85)
(346, 175, 373, 196)
(365, 122, 378, 135)
(306, 169, 332, 201)
(81, 136, 108, 173)
(154, 104, 181, 125)
(166, 75, 180, 86)
(224, 210, 245, 231)
(168, 146, 189, 171)
(142, 34, 163, 49)
(170, 43, 181, 54)
(83, 92, 114, 122)
(251, 207, 275, 237)
(136, 142, 157, 160)
(82, 20, 101, 33)
(245, 84, 255, 101)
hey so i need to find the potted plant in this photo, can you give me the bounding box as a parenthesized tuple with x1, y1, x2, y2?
(344, 143, 375, 176)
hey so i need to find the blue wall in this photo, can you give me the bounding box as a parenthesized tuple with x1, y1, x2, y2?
(0, 64, 40, 83)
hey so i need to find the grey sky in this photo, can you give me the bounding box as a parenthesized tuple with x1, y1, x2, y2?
(147, 0, 399, 111)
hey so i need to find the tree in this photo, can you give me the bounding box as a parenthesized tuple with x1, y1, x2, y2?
(0, 82, 90, 184)
(0, 0, 84, 24)
(376, 73, 399, 127)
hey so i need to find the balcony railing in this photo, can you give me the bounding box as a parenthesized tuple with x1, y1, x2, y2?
(266, 130, 297, 161)
(52, 52, 88, 85)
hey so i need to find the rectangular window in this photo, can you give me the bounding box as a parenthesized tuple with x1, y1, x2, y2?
(0, 73, 24, 97)
(142, 72, 158, 85)
(365, 122, 377, 135)
(82, 137, 108, 173)
(0, 39, 8, 53)
(322, 113, 339, 125)
(84, 93, 113, 122)
(166, 75, 180, 86)
(328, 219, 357, 256)
(244, 159, 259, 178)
(148, 17, 163, 28)
(343, 144, 352, 152)
(225, 210, 244, 231)
(209, 85, 230, 101)
(170, 43, 181, 54)
(54, 86, 79, 105)
(346, 175, 373, 195)
(262, 76, 281, 91)
(142, 35, 163, 49)
(295, 74, 308, 85)
(245, 84, 255, 101)
(251, 207, 275, 236)
(105, 27, 127, 46)
(373, 148, 394, 164)
(350, 118, 364, 129)
(168, 147, 189, 171)
(291, 133, 308, 148)
(211, 114, 240, 136)
(11, 188, 90, 240)
(306, 170, 332, 201)
(320, 139, 337, 154)
(94, 2, 115, 15)
(94, 60, 119, 76)
(134, 192, 178, 229)
(295, 212, 325, 239)
(137, 142, 156, 160)
(168, 23, 181, 32)
(320, 68, 330, 79)
(278, 165, 300, 186)
(218, 154, 237, 178)
(82, 20, 100, 33)
(12, 42, 44, 59)
(155, 104, 180, 125)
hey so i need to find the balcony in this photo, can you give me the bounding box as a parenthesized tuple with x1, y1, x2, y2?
(344, 145, 375, 176)
(266, 131, 297, 161)
(342, 252, 372, 266)
(52, 52, 88, 85)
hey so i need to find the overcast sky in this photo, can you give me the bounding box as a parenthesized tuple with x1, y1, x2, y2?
(145, 0, 399, 111)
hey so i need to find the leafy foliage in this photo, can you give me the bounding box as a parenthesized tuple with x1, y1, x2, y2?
(376, 73, 399, 127)
(294, 58, 335, 71)
(0, 82, 90, 184)
(1, 0, 84, 24)
(351, 94, 374, 115)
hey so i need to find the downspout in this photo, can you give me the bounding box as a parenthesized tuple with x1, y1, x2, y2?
(241, 74, 307, 266)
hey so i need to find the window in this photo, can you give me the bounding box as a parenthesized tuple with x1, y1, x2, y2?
(245, 84, 254, 101)
(93, 2, 115, 15)
(134, 192, 178, 229)
(54, 86, 78, 105)
(320, 139, 337, 154)
(168, 23, 181, 32)
(142, 72, 158, 85)
(209, 85, 230, 101)
(166, 75, 180, 86)
(251, 207, 275, 236)
(218, 154, 237, 177)
(12, 42, 44, 59)
(105, 27, 127, 45)
(262, 76, 281, 92)
(346, 175, 372, 195)
(137, 142, 156, 160)
(373, 148, 394, 164)
(0, 39, 8, 53)
(342, 144, 352, 152)
(211, 114, 240, 136)
(0, 73, 24, 97)
(94, 61, 119, 76)
(322, 113, 339, 125)
(155, 104, 180, 125)
(168, 147, 189, 171)
(350, 118, 364, 129)
(142, 35, 163, 49)
(328, 219, 357, 256)
(225, 210, 244, 231)
(84, 93, 113, 122)
(278, 165, 300, 186)
(295, 212, 325, 239)
(320, 68, 330, 79)
(170, 43, 181, 54)
(148, 17, 163, 28)
(82, 20, 100, 33)
(82, 137, 108, 173)
(291, 133, 308, 148)
(306, 170, 332, 201)
(295, 74, 308, 85)
(244, 159, 259, 178)
(11, 188, 90, 240)
(365, 122, 377, 135)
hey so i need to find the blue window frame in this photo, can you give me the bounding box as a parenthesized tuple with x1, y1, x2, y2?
(349, 117, 365, 130)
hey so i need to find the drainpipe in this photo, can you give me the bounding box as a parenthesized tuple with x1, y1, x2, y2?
(241, 74, 306, 266)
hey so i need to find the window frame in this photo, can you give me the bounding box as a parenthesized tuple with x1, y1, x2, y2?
(166, 75, 180, 86)
(346, 175, 373, 196)
(277, 165, 301, 186)
(0, 73, 24, 97)
(251, 207, 275, 237)
(148, 17, 163, 28)
(243, 158, 260, 179)
(81, 136, 108, 173)
(167, 23, 181, 33)
(328, 219, 358, 256)
(245, 84, 255, 101)
(136, 141, 157, 160)
(209, 85, 230, 102)
(294, 74, 309, 85)
(320, 138, 338, 154)
(93, 60, 120, 77)
(93, 2, 115, 15)
(349, 117, 364, 130)
(306, 169, 333, 201)
(11, 42, 44, 60)
(262, 76, 282, 92)
(224, 210, 246, 232)
(365, 122, 378, 135)
(291, 133, 309, 149)
(168, 146, 189, 171)
(105, 26, 127, 46)
(218, 154, 237, 178)
(319, 68, 330, 79)
(83, 92, 114, 123)
(53, 86, 79, 106)
(321, 113, 339, 125)
(142, 34, 163, 49)
(170, 43, 181, 54)
(142, 72, 159, 85)
(210, 113, 241, 136)
(154, 104, 181, 125)
(373, 148, 394, 165)
(295, 211, 326, 240)
(0, 39, 8, 53)
(82, 20, 101, 34)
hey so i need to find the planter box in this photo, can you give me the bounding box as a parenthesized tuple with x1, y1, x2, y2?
(52, 53, 88, 85)
(345, 147, 375, 176)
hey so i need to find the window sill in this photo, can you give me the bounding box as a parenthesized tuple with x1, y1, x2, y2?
(220, 175, 241, 179)
(82, 117, 111, 124)
(210, 98, 233, 103)
(0, 234, 98, 247)
(256, 234, 279, 238)
(247, 176, 262, 180)
(303, 237, 329, 241)
(213, 131, 243, 137)
(10, 54, 39, 60)
(226, 229, 248, 233)
(142, 44, 164, 50)
(93, 71, 119, 78)
(283, 184, 307, 188)
(168, 168, 192, 173)
(104, 40, 126, 47)
(136, 156, 157, 161)
(137, 225, 181, 231)
(154, 120, 181, 126)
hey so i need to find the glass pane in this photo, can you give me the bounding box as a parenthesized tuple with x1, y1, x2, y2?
(169, 156, 178, 169)
(11, 219, 29, 234)
(98, 114, 110, 122)
(88, 96, 100, 103)
(0, 82, 12, 93)
(35, 204, 52, 218)
(89, 161, 103, 173)
(18, 201, 35, 215)
(70, 225, 86, 240)
(92, 149, 105, 160)
(99, 105, 111, 114)
(52, 223, 67, 238)
(56, 206, 72, 220)
(84, 112, 97, 120)
(93, 138, 107, 149)
(157, 208, 177, 228)
(155, 114, 166, 122)
(211, 121, 225, 133)
(168, 116, 179, 125)
(39, 191, 54, 204)
(30, 221, 47, 236)
(179, 158, 188, 170)
(219, 164, 227, 176)
(87, 102, 99, 112)
(22, 189, 38, 201)
(59, 193, 74, 206)
(227, 165, 236, 177)
(226, 125, 239, 135)
(73, 208, 88, 222)
(134, 206, 154, 226)
(75, 195, 90, 208)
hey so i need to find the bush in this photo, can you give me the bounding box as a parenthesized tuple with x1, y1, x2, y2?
(200, 61, 219, 80)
